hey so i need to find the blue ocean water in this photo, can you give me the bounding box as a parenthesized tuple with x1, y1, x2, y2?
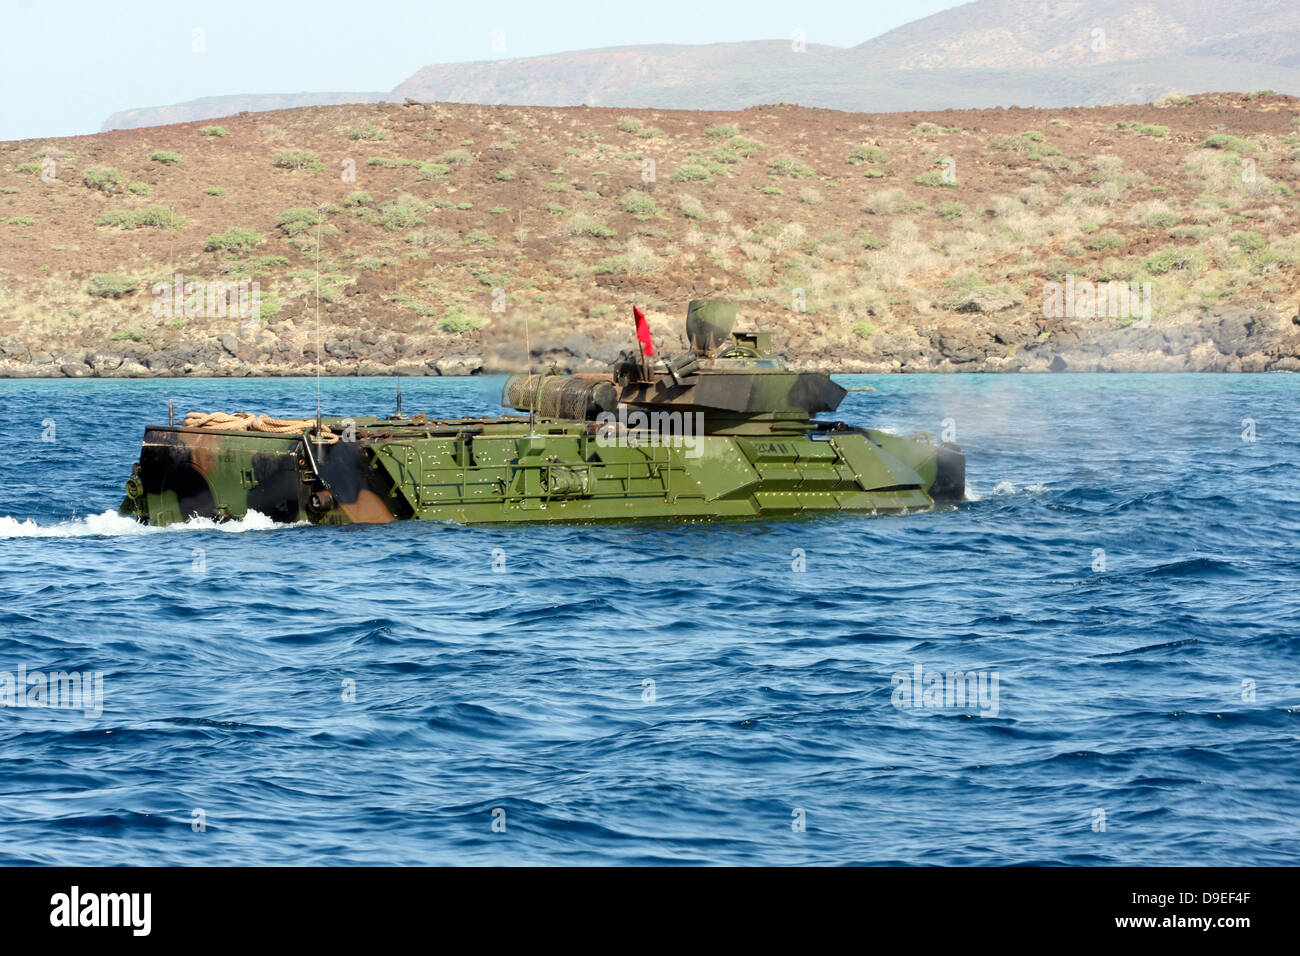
(0, 373, 1296, 866)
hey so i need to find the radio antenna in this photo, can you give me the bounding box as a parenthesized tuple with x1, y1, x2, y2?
(524, 310, 536, 431)
(314, 204, 323, 445)
(168, 206, 176, 425)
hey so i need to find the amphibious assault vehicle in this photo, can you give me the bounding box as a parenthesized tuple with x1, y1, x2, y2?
(119, 300, 964, 526)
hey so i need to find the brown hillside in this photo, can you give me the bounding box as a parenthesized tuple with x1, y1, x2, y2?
(3, 92, 1300, 377)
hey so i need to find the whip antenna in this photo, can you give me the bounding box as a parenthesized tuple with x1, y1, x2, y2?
(314, 205, 323, 445)
(168, 206, 176, 425)
(524, 310, 535, 431)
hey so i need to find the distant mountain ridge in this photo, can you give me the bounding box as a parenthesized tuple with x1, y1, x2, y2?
(844, 0, 1300, 70)
(102, 92, 389, 132)
(100, 0, 1300, 131)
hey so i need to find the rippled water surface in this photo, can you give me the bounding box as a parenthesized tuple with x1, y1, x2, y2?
(0, 373, 1296, 865)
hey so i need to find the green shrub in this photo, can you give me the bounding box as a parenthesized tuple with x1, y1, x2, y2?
(619, 192, 659, 219)
(378, 194, 427, 231)
(682, 152, 729, 177)
(272, 150, 323, 171)
(150, 150, 181, 164)
(1201, 134, 1256, 153)
(255, 292, 281, 320)
(95, 205, 185, 229)
(1142, 246, 1207, 275)
(417, 162, 451, 180)
(988, 132, 1039, 152)
(767, 155, 816, 178)
(1129, 123, 1169, 137)
(348, 123, 388, 141)
(204, 227, 263, 253)
(127, 182, 150, 195)
(15, 162, 42, 174)
(936, 200, 967, 220)
(222, 255, 289, 277)
(82, 166, 119, 191)
(1196, 192, 1233, 208)
(205, 186, 225, 196)
(1141, 210, 1179, 228)
(678, 195, 708, 219)
(761, 185, 783, 195)
(1229, 231, 1267, 253)
(439, 315, 480, 333)
(437, 148, 473, 165)
(438, 305, 486, 333)
(495, 168, 517, 181)
(706, 147, 742, 165)
(343, 190, 372, 206)
(593, 243, 666, 275)
(1087, 231, 1126, 251)
(200, 127, 230, 137)
(729, 136, 764, 156)
(87, 274, 139, 298)
(854, 230, 885, 249)
(848, 144, 889, 165)
(567, 211, 615, 237)
(673, 164, 713, 182)
(275, 206, 321, 236)
(5, 216, 36, 225)
(617, 117, 643, 133)
(915, 170, 958, 187)
(704, 124, 739, 138)
(864, 188, 920, 215)
(851, 320, 876, 340)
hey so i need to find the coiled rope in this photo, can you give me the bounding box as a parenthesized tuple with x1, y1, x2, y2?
(182, 411, 338, 441)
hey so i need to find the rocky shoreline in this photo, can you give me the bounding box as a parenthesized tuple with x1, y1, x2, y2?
(2, 306, 1297, 378)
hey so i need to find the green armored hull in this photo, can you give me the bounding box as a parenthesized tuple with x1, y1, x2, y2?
(119, 301, 964, 526)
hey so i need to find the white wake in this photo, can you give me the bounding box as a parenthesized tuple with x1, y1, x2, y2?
(0, 509, 294, 539)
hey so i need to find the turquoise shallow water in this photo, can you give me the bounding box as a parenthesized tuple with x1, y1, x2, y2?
(0, 373, 1296, 865)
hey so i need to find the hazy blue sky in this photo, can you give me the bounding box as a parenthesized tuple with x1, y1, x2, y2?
(1, 0, 964, 141)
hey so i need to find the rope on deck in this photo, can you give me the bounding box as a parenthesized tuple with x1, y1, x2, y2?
(182, 411, 338, 441)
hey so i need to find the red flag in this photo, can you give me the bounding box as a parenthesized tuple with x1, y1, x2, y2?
(633, 305, 655, 358)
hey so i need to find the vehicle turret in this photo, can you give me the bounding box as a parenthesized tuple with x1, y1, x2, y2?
(503, 299, 846, 431)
